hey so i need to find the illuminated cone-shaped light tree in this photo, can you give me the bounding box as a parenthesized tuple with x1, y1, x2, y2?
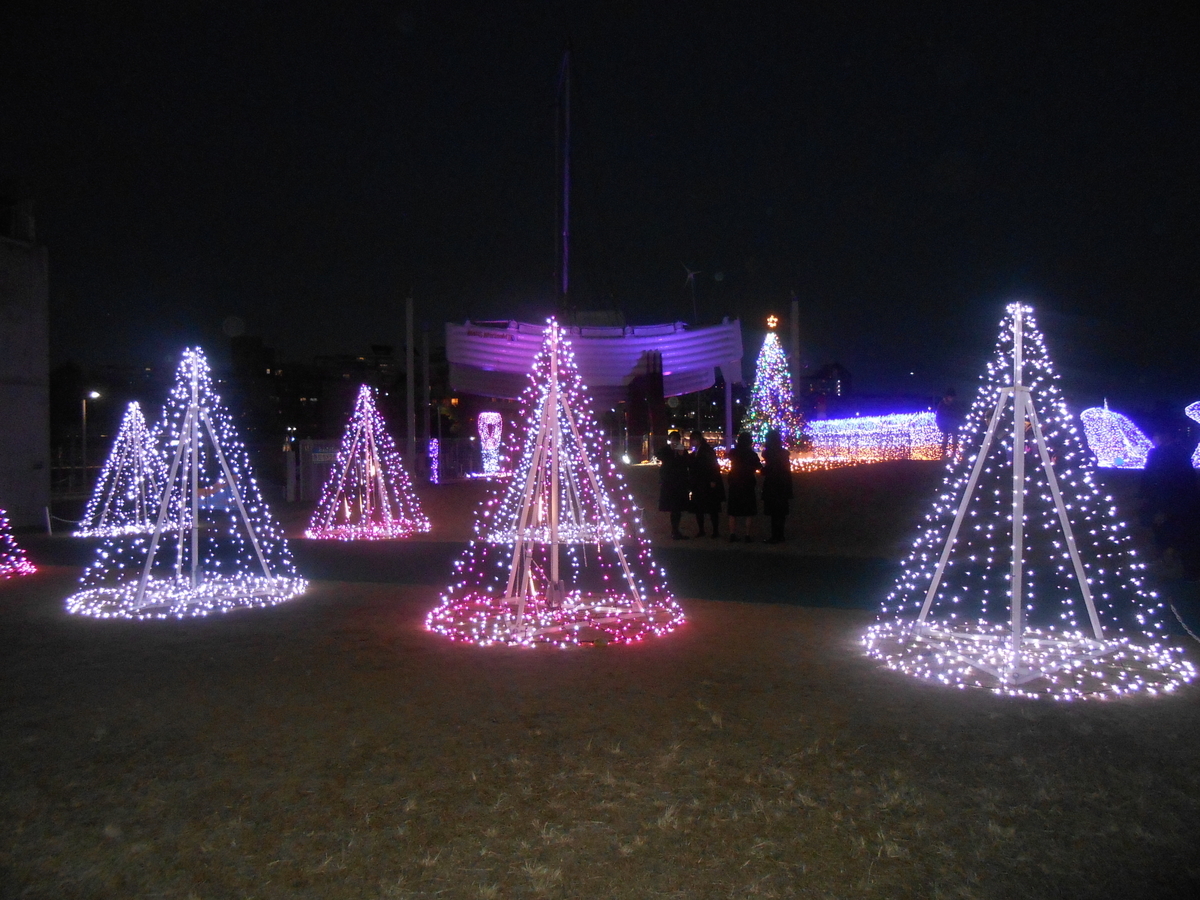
(0, 509, 36, 579)
(75, 401, 169, 536)
(427, 320, 684, 646)
(1079, 402, 1153, 469)
(66, 348, 307, 618)
(306, 385, 430, 540)
(740, 316, 808, 449)
(865, 303, 1194, 698)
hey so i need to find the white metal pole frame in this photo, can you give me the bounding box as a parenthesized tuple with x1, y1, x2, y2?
(502, 322, 645, 637)
(915, 305, 1109, 685)
(132, 355, 276, 610)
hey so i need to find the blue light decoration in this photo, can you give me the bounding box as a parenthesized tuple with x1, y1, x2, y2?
(0, 508, 36, 579)
(740, 317, 809, 450)
(66, 348, 307, 618)
(428, 438, 440, 485)
(1079, 403, 1152, 469)
(305, 385, 430, 540)
(426, 320, 684, 646)
(76, 401, 170, 537)
(1187, 402, 1200, 470)
(865, 303, 1195, 699)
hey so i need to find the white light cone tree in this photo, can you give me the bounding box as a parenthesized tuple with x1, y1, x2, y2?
(75, 401, 169, 537)
(865, 303, 1194, 698)
(427, 320, 684, 646)
(306, 384, 430, 540)
(1, 508, 36, 579)
(66, 348, 307, 618)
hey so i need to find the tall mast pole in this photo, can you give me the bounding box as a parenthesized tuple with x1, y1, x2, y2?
(557, 44, 571, 312)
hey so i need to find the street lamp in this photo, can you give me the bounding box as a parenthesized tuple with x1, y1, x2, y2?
(82, 390, 101, 488)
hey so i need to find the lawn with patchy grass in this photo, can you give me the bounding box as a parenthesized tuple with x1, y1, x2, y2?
(3, 461, 1198, 898)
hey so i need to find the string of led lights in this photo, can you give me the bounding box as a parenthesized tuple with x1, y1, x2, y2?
(305, 384, 431, 540)
(428, 438, 440, 484)
(66, 348, 307, 618)
(740, 318, 809, 450)
(0, 508, 36, 579)
(75, 401, 170, 537)
(807, 412, 941, 464)
(426, 319, 684, 646)
(865, 303, 1194, 699)
(1079, 403, 1152, 469)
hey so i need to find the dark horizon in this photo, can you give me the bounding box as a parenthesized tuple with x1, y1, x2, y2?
(4, 1, 1198, 413)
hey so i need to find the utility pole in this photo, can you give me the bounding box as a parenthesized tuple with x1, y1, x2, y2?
(405, 295, 416, 463)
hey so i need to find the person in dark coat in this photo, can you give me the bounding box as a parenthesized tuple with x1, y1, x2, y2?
(760, 429, 794, 544)
(688, 430, 725, 538)
(725, 431, 762, 541)
(935, 388, 965, 459)
(656, 431, 692, 539)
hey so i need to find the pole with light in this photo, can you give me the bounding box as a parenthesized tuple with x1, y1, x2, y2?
(82, 390, 101, 488)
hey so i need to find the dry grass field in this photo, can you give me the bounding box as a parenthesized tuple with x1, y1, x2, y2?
(3, 461, 1199, 899)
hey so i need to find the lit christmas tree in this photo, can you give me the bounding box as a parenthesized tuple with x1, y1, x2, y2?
(66, 348, 307, 618)
(1079, 402, 1152, 469)
(426, 320, 684, 646)
(0, 509, 36, 579)
(740, 316, 808, 449)
(865, 303, 1194, 698)
(75, 401, 169, 537)
(306, 384, 430, 540)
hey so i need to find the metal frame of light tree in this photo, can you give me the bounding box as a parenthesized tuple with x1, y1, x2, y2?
(427, 320, 683, 646)
(913, 305, 1107, 684)
(865, 304, 1194, 698)
(0, 508, 36, 579)
(75, 401, 169, 537)
(504, 324, 641, 630)
(305, 385, 430, 540)
(66, 348, 306, 618)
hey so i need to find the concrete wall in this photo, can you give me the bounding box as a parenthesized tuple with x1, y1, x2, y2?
(0, 236, 50, 528)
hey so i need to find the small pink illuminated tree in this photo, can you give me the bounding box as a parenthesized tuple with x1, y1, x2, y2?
(76, 401, 169, 536)
(427, 320, 684, 646)
(306, 385, 430, 540)
(0, 509, 36, 579)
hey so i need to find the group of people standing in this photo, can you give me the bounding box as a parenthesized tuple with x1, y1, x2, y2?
(656, 430, 795, 544)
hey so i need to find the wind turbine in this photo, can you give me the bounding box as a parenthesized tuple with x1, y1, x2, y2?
(681, 263, 700, 324)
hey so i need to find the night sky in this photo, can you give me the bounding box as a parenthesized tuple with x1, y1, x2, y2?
(4, 2, 1198, 411)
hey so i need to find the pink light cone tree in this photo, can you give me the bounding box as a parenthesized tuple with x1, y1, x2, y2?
(306, 385, 430, 540)
(427, 320, 684, 646)
(0, 508, 36, 579)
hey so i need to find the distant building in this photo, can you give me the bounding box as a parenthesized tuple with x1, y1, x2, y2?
(0, 199, 49, 527)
